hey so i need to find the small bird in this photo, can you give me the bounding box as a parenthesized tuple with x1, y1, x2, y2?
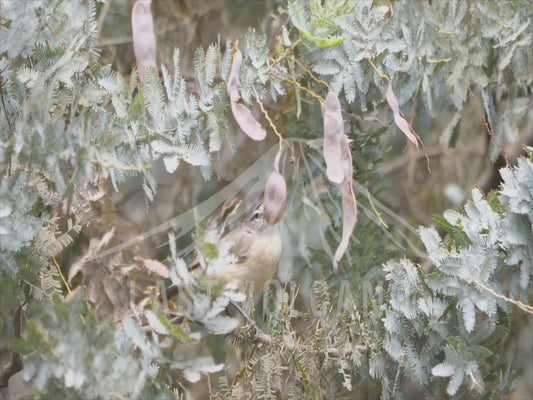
(165, 203, 282, 299)
(212, 202, 282, 296)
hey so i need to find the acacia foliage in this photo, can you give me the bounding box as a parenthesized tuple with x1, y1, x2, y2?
(0, 0, 532, 399)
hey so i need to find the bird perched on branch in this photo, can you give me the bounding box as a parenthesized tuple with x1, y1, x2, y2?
(164, 202, 282, 299)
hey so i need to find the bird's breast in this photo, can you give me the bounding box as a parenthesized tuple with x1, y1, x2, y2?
(217, 224, 281, 295)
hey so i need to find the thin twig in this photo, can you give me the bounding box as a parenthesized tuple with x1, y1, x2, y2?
(475, 280, 533, 314)
(365, 185, 389, 229)
(0, 306, 23, 388)
(271, 73, 325, 102)
(0, 77, 12, 136)
(252, 86, 284, 151)
(230, 300, 255, 325)
(53, 256, 73, 295)
(464, 80, 511, 167)
(292, 58, 330, 88)
(368, 59, 390, 82)
(96, 0, 112, 39)
(0, 76, 13, 176)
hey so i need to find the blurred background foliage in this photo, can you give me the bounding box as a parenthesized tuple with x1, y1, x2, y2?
(1, 0, 532, 399)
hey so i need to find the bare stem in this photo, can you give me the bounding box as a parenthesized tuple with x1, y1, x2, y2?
(0, 306, 23, 389)
(465, 80, 511, 168)
(475, 280, 533, 314)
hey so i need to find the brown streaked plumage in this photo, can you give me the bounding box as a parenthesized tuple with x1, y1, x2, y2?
(165, 203, 281, 299)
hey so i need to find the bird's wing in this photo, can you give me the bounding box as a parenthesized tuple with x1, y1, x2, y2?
(163, 226, 255, 300)
(221, 227, 255, 263)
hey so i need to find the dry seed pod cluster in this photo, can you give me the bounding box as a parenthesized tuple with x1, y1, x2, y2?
(321, 91, 358, 273)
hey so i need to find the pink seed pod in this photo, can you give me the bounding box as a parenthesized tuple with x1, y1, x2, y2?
(228, 49, 266, 141)
(322, 91, 344, 184)
(263, 151, 287, 224)
(131, 0, 157, 83)
(321, 91, 358, 274)
(385, 83, 419, 149)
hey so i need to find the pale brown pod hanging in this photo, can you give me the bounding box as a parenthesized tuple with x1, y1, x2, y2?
(385, 82, 419, 149)
(263, 150, 287, 225)
(333, 134, 357, 273)
(322, 91, 344, 184)
(228, 49, 267, 141)
(321, 91, 358, 273)
(131, 0, 157, 83)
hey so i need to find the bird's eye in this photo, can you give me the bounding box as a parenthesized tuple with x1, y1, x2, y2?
(249, 204, 264, 222)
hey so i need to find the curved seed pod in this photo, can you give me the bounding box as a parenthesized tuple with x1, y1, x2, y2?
(320, 92, 358, 273)
(322, 91, 344, 184)
(385, 83, 419, 149)
(228, 49, 266, 141)
(333, 135, 358, 273)
(131, 0, 157, 83)
(227, 48, 242, 103)
(231, 103, 267, 141)
(263, 150, 287, 224)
